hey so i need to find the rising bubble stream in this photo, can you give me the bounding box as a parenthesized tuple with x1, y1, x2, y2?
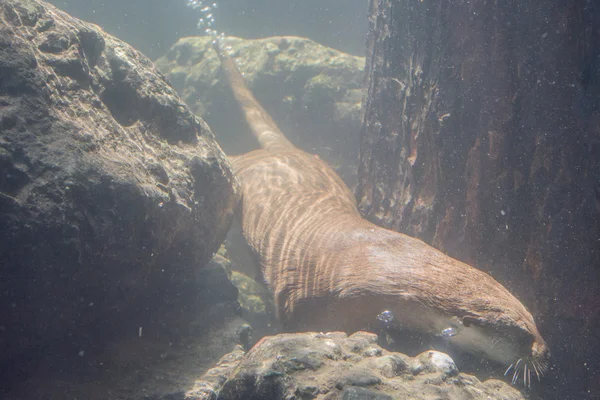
(187, 0, 223, 37)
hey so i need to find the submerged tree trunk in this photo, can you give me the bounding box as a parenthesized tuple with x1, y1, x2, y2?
(357, 1, 600, 398)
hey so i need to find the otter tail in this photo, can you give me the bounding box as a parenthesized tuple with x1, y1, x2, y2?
(214, 40, 294, 151)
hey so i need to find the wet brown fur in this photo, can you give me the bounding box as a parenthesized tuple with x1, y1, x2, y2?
(215, 40, 548, 367)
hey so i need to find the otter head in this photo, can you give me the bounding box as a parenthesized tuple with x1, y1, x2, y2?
(377, 296, 550, 387)
(437, 311, 550, 386)
(365, 238, 550, 386)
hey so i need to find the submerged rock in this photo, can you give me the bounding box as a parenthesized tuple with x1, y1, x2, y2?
(187, 331, 527, 400)
(0, 0, 240, 395)
(156, 36, 364, 185)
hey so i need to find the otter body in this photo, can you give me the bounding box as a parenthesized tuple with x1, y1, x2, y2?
(216, 39, 549, 385)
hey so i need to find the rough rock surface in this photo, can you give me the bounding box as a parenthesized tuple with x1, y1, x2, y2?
(187, 331, 526, 400)
(156, 36, 365, 185)
(0, 0, 240, 395)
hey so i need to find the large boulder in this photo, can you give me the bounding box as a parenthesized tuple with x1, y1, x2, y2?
(156, 36, 365, 185)
(0, 0, 240, 392)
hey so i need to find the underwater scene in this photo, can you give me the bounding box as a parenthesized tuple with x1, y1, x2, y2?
(0, 0, 599, 399)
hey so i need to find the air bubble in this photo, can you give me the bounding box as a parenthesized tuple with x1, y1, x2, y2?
(190, 0, 225, 38)
(440, 327, 458, 337)
(186, 0, 204, 9)
(377, 310, 394, 323)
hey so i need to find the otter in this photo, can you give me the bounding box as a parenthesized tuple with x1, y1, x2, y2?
(214, 38, 549, 386)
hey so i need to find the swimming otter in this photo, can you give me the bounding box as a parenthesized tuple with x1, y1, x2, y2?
(214, 38, 549, 386)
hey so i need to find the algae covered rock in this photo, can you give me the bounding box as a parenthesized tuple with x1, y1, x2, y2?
(156, 35, 364, 184)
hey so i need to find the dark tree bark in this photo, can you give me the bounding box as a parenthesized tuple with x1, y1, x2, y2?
(357, 1, 600, 398)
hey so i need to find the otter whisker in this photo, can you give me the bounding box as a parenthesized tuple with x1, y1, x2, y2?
(511, 358, 523, 385)
(538, 360, 548, 374)
(512, 365, 519, 384)
(532, 361, 541, 382)
(523, 364, 527, 388)
(528, 366, 532, 388)
(504, 363, 514, 376)
(514, 358, 522, 372)
(489, 337, 501, 350)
